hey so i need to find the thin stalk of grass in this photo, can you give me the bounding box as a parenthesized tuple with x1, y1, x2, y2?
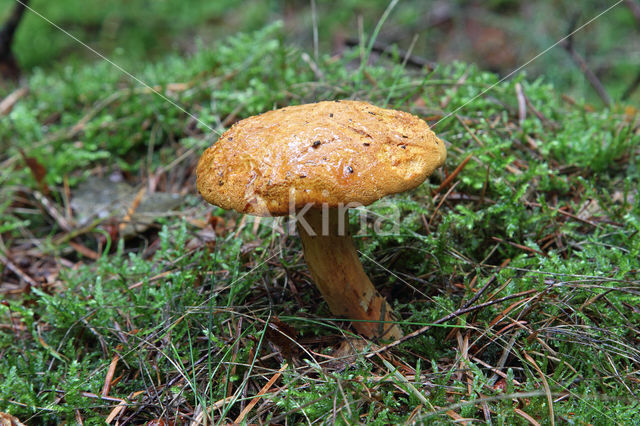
(355, 0, 399, 92)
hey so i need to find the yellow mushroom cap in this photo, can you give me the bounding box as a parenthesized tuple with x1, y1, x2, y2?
(196, 100, 446, 216)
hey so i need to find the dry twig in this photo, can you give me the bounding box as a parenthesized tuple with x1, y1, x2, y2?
(0, 86, 28, 115)
(561, 15, 612, 107)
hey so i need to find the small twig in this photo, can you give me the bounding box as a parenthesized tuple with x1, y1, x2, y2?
(523, 352, 555, 426)
(0, 251, 38, 287)
(462, 258, 511, 310)
(234, 363, 288, 423)
(0, 86, 28, 115)
(55, 390, 125, 404)
(514, 408, 541, 426)
(68, 241, 100, 260)
(189, 396, 236, 426)
(78, 316, 108, 357)
(523, 95, 557, 129)
(301, 52, 324, 80)
(62, 175, 72, 221)
(492, 237, 549, 258)
(105, 390, 145, 424)
(457, 115, 485, 147)
(480, 164, 490, 205)
(118, 186, 146, 233)
(32, 190, 73, 232)
(561, 15, 612, 107)
(221, 102, 245, 127)
(311, 0, 318, 62)
(344, 38, 436, 70)
(524, 201, 600, 228)
(622, 71, 640, 101)
(101, 353, 120, 397)
(515, 83, 527, 126)
(472, 355, 522, 387)
(52, 216, 106, 245)
(488, 332, 519, 386)
(432, 153, 473, 196)
(429, 180, 459, 228)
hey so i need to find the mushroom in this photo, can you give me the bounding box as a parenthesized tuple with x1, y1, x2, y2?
(196, 100, 446, 340)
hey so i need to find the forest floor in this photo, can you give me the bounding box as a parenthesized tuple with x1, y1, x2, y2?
(1, 2, 639, 424)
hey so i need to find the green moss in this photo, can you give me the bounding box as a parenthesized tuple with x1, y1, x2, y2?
(0, 15, 638, 425)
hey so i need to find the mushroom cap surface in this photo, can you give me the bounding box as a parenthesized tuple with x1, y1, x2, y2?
(196, 100, 446, 216)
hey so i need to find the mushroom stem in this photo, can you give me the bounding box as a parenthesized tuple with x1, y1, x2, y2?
(297, 208, 403, 340)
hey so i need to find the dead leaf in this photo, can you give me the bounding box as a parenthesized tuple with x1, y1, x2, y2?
(324, 338, 377, 370)
(19, 149, 49, 195)
(265, 316, 299, 360)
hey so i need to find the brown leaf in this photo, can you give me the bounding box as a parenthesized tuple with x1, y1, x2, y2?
(265, 316, 299, 360)
(18, 149, 48, 195)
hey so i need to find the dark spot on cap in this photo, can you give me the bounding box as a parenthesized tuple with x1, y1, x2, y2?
(312, 141, 321, 148)
(346, 166, 354, 174)
(348, 118, 352, 122)
(400, 145, 406, 149)
(401, 135, 408, 138)
(228, 137, 233, 141)
(218, 180, 224, 186)
(300, 174, 307, 178)
(363, 142, 370, 146)
(368, 111, 375, 115)
(329, 113, 334, 118)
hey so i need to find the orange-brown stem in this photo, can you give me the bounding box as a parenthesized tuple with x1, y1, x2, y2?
(297, 208, 403, 340)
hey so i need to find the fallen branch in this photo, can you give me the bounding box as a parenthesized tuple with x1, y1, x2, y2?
(561, 15, 612, 107)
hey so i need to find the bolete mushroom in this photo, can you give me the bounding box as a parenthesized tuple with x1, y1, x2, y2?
(196, 100, 446, 340)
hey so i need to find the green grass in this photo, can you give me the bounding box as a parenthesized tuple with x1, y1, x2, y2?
(1, 17, 639, 426)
